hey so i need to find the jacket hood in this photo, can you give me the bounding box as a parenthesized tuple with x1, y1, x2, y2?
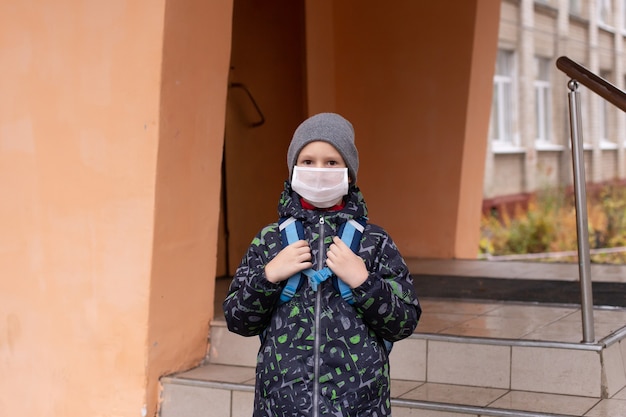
(278, 181, 368, 223)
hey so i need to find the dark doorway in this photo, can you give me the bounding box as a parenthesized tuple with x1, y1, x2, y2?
(218, 0, 307, 277)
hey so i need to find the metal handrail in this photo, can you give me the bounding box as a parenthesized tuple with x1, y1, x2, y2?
(555, 56, 626, 343)
(229, 82, 265, 127)
(556, 56, 626, 111)
(566, 78, 594, 343)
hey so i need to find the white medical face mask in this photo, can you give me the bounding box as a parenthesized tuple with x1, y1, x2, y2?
(291, 166, 349, 208)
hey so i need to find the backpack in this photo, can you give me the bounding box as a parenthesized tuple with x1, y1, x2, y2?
(277, 216, 365, 305)
(276, 216, 393, 353)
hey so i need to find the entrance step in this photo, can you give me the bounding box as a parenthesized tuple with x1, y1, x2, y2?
(205, 315, 626, 399)
(160, 312, 626, 416)
(160, 363, 603, 417)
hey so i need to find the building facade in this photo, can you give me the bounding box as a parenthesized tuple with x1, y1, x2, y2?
(0, 2, 502, 416)
(484, 0, 626, 209)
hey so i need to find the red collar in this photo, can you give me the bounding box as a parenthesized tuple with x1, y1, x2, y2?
(300, 198, 345, 211)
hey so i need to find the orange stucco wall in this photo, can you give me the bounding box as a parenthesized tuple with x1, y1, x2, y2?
(147, 0, 232, 413)
(456, 0, 501, 256)
(305, 0, 500, 258)
(0, 1, 232, 416)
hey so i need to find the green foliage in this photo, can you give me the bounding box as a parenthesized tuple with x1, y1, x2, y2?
(480, 185, 626, 264)
(598, 185, 626, 247)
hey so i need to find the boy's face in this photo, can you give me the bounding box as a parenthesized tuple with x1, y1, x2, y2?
(296, 141, 348, 175)
(292, 141, 350, 208)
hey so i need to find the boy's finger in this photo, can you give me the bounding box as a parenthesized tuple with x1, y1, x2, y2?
(331, 236, 348, 249)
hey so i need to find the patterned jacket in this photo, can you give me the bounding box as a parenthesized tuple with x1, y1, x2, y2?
(223, 183, 421, 416)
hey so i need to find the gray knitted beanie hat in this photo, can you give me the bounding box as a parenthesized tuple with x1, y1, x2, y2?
(287, 112, 359, 183)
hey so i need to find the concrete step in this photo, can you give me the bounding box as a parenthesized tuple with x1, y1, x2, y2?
(160, 363, 600, 417)
(159, 316, 626, 416)
(206, 318, 626, 398)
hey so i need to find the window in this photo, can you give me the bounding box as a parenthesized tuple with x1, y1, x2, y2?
(577, 85, 593, 148)
(599, 94, 609, 141)
(599, 70, 614, 145)
(622, 0, 626, 32)
(598, 0, 613, 27)
(569, 0, 582, 15)
(490, 50, 517, 147)
(535, 57, 552, 144)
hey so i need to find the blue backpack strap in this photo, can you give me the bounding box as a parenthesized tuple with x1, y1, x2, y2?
(334, 218, 393, 353)
(278, 217, 306, 304)
(277, 216, 366, 303)
(338, 218, 366, 252)
(301, 268, 334, 291)
(333, 218, 366, 304)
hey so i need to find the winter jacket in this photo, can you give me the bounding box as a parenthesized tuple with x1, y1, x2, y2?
(223, 183, 421, 416)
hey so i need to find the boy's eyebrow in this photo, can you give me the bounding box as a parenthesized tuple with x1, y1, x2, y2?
(298, 151, 342, 159)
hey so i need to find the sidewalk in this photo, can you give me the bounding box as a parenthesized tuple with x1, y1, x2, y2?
(407, 258, 626, 283)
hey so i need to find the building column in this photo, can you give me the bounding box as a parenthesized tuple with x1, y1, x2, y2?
(555, 0, 574, 187)
(615, 0, 626, 178)
(520, 0, 537, 193)
(588, 0, 603, 183)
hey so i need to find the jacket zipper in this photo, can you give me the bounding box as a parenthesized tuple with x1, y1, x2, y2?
(312, 215, 325, 417)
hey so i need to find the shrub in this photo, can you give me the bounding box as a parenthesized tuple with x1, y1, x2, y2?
(479, 185, 626, 264)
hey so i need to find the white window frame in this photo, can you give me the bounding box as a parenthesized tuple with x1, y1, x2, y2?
(598, 0, 613, 28)
(575, 85, 594, 150)
(534, 57, 554, 148)
(599, 70, 617, 148)
(621, 0, 626, 34)
(569, 0, 582, 15)
(490, 50, 520, 152)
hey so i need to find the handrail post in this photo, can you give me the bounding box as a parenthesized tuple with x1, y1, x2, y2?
(566, 80, 595, 343)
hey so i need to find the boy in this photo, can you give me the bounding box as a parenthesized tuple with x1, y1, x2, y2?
(223, 112, 421, 416)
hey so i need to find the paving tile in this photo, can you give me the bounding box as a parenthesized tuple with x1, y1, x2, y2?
(512, 346, 601, 397)
(560, 308, 626, 324)
(522, 319, 589, 343)
(400, 382, 507, 407)
(160, 385, 231, 417)
(390, 338, 426, 381)
(585, 398, 626, 416)
(232, 391, 254, 417)
(177, 363, 255, 385)
(391, 407, 476, 417)
(602, 343, 626, 398)
(391, 379, 424, 398)
(414, 312, 477, 334)
(441, 324, 535, 339)
(406, 258, 625, 282)
(484, 304, 577, 320)
(593, 309, 626, 324)
(489, 390, 599, 416)
(595, 323, 626, 340)
(443, 315, 546, 339)
(428, 340, 510, 389)
(418, 299, 501, 315)
(611, 386, 626, 400)
(208, 324, 259, 367)
(588, 264, 626, 284)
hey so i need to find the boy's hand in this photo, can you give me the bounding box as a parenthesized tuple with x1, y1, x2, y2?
(265, 240, 312, 283)
(326, 236, 368, 288)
